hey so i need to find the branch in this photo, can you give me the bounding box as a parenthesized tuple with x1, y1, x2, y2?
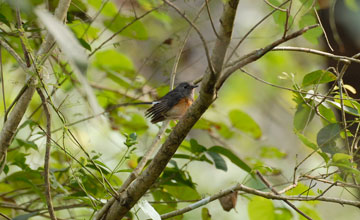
(0, 39, 28, 71)
(95, 4, 208, 219)
(89, 7, 160, 57)
(163, 0, 215, 74)
(36, 88, 56, 220)
(256, 171, 313, 220)
(0, 212, 10, 220)
(272, 46, 360, 64)
(217, 24, 319, 90)
(0, 0, 72, 167)
(99, 1, 240, 219)
(225, 0, 290, 65)
(161, 182, 360, 218)
(15, 7, 31, 67)
(0, 45, 6, 121)
(161, 184, 241, 219)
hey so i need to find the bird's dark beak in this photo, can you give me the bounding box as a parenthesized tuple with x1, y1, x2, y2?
(192, 84, 198, 88)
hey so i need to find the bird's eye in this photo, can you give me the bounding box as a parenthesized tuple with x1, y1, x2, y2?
(184, 85, 188, 89)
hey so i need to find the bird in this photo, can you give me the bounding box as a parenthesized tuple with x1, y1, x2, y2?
(145, 82, 198, 123)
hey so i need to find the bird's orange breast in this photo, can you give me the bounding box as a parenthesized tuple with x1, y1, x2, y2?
(165, 98, 193, 119)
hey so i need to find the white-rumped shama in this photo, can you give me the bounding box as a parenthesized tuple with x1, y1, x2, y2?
(145, 82, 198, 123)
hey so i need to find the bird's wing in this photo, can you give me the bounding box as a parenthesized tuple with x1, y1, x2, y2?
(145, 92, 183, 123)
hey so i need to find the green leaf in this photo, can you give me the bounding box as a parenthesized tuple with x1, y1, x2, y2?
(259, 146, 286, 159)
(69, 20, 99, 40)
(164, 185, 200, 200)
(285, 183, 316, 196)
(317, 123, 341, 155)
(94, 50, 134, 72)
(124, 132, 137, 148)
(88, 0, 118, 16)
(269, 0, 293, 31)
(298, 206, 321, 220)
(201, 207, 212, 220)
(78, 38, 92, 51)
(206, 151, 227, 171)
(296, 133, 317, 151)
(208, 146, 252, 173)
(299, 0, 314, 9)
(318, 103, 337, 123)
(332, 153, 352, 162)
(173, 154, 213, 164)
(7, 151, 29, 170)
(302, 70, 336, 87)
(248, 196, 275, 220)
(274, 208, 292, 220)
(35, 9, 88, 74)
(16, 139, 38, 151)
(13, 212, 39, 220)
(229, 109, 261, 139)
(299, 14, 323, 44)
(0, 13, 10, 27)
(293, 102, 314, 132)
(190, 139, 207, 154)
(326, 99, 360, 116)
(296, 132, 329, 163)
(104, 15, 148, 40)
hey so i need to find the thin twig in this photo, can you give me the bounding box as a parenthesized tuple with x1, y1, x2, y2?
(282, 0, 292, 38)
(0, 212, 11, 220)
(0, 45, 6, 121)
(263, 0, 287, 12)
(161, 181, 360, 219)
(225, 0, 290, 66)
(37, 88, 57, 220)
(329, 1, 344, 52)
(313, 8, 334, 51)
(163, 0, 215, 74)
(337, 61, 351, 153)
(89, 7, 160, 57)
(15, 7, 31, 67)
(272, 46, 360, 64)
(205, 0, 220, 39)
(218, 24, 319, 89)
(81, 0, 111, 39)
(0, 39, 28, 71)
(256, 171, 313, 220)
(4, 85, 28, 123)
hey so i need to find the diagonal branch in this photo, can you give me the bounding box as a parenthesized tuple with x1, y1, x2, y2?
(0, 39, 28, 71)
(217, 24, 319, 90)
(94, 3, 208, 219)
(98, 1, 240, 219)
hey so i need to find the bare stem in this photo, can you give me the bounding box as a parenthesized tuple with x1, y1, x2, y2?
(37, 88, 56, 220)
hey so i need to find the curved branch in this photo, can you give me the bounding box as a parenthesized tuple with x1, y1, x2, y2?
(99, 1, 240, 219)
(161, 182, 360, 219)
